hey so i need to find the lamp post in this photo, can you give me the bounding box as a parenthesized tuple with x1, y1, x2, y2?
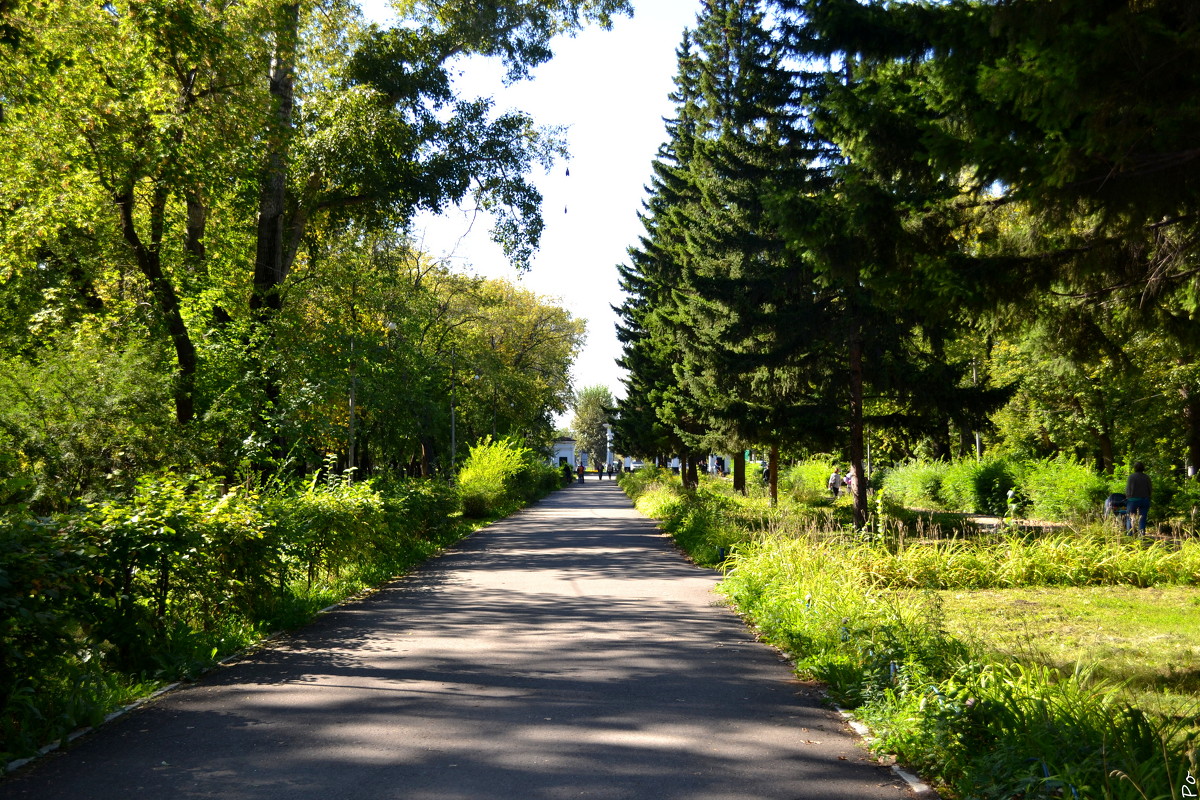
(449, 349, 457, 480)
(602, 423, 613, 470)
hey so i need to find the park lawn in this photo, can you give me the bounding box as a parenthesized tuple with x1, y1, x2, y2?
(938, 585, 1200, 715)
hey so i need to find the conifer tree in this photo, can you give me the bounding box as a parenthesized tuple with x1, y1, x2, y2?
(613, 32, 709, 485)
(767, 1, 1010, 524)
(787, 0, 1200, 478)
(668, 0, 840, 505)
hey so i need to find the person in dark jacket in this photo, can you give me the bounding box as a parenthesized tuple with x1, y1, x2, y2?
(1124, 462, 1152, 534)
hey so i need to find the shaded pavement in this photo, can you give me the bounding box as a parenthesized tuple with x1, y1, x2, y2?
(4, 480, 913, 800)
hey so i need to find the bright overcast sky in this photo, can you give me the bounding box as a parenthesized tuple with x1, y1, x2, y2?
(357, 0, 702, 408)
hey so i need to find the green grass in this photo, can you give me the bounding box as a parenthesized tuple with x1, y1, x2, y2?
(940, 585, 1200, 712)
(2, 490, 536, 767)
(622, 470, 1200, 799)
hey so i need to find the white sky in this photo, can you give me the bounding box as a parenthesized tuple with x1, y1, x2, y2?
(357, 0, 702, 410)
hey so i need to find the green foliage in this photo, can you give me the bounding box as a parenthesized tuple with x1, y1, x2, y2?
(859, 661, 1194, 800)
(880, 460, 948, 510)
(783, 458, 838, 503)
(622, 474, 1200, 798)
(939, 458, 1016, 516)
(700, 500, 1193, 798)
(1019, 457, 1109, 522)
(617, 464, 671, 500)
(456, 436, 556, 517)
(879, 456, 1116, 522)
(622, 469, 744, 565)
(0, 333, 179, 511)
(850, 530, 1200, 590)
(570, 384, 614, 469)
(0, 470, 484, 763)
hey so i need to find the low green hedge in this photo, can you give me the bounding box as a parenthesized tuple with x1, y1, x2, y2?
(1, 456, 528, 764)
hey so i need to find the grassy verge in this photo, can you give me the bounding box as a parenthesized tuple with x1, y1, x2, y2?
(941, 586, 1200, 715)
(2, 481, 556, 769)
(620, 468, 1200, 800)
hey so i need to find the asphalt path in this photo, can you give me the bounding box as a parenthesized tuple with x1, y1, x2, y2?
(4, 479, 913, 800)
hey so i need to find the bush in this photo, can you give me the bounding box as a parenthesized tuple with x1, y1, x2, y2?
(618, 464, 673, 501)
(0, 334, 179, 512)
(456, 437, 555, 518)
(1017, 457, 1108, 522)
(1, 468, 470, 762)
(378, 478, 460, 538)
(784, 458, 838, 503)
(880, 460, 948, 509)
(939, 458, 1017, 515)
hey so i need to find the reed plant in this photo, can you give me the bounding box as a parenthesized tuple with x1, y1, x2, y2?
(880, 460, 949, 509)
(782, 458, 838, 503)
(624, 475, 1200, 799)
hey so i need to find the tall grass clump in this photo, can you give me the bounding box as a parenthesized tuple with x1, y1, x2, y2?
(783, 457, 838, 503)
(939, 458, 1016, 515)
(858, 660, 1196, 800)
(1017, 456, 1108, 521)
(844, 530, 1200, 589)
(880, 460, 949, 509)
(622, 469, 824, 565)
(456, 436, 558, 518)
(722, 532, 1196, 799)
(618, 464, 673, 502)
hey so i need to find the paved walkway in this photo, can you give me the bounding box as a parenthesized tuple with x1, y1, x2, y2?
(4, 480, 912, 800)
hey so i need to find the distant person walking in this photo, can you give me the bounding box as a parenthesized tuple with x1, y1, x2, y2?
(577, 464, 585, 484)
(827, 467, 843, 498)
(845, 468, 858, 500)
(1124, 462, 1152, 534)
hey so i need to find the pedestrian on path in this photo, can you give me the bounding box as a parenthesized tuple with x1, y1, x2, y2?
(576, 463, 585, 483)
(827, 467, 843, 498)
(1124, 462, 1152, 534)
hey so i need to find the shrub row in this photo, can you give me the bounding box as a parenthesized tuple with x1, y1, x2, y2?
(457, 437, 561, 518)
(624, 473, 1195, 799)
(880, 455, 1200, 522)
(2, 437, 561, 763)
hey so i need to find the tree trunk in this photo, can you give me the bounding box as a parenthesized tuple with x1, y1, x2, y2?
(768, 443, 779, 507)
(685, 455, 699, 490)
(250, 3, 299, 320)
(849, 336, 867, 528)
(1096, 429, 1115, 475)
(245, 4, 301, 462)
(419, 435, 435, 478)
(114, 190, 197, 424)
(1183, 384, 1200, 479)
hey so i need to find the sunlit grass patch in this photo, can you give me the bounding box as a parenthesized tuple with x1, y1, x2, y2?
(622, 474, 1200, 798)
(940, 585, 1200, 712)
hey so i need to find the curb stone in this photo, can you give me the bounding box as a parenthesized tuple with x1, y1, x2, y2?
(838, 708, 939, 798)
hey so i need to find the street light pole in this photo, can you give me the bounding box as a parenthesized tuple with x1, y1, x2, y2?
(450, 350, 457, 479)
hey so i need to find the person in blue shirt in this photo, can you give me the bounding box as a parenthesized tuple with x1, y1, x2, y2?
(1124, 462, 1152, 534)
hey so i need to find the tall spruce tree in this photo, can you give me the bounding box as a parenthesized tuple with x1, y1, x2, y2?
(787, 0, 1200, 478)
(664, 0, 841, 505)
(765, 2, 1010, 524)
(613, 32, 710, 485)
